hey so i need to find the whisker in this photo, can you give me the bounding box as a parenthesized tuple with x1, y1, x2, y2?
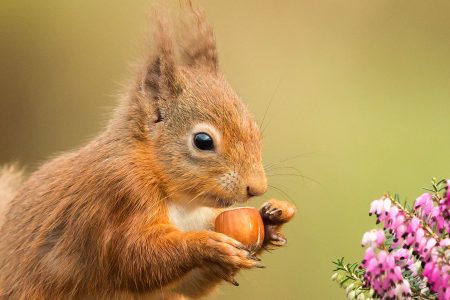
(264, 165, 303, 174)
(187, 189, 210, 205)
(158, 184, 198, 203)
(259, 79, 280, 130)
(261, 119, 272, 138)
(263, 152, 319, 171)
(267, 172, 324, 188)
(268, 184, 293, 202)
(267, 173, 306, 178)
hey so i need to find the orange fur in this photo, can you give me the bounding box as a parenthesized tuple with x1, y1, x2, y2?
(0, 3, 295, 299)
(0, 164, 24, 227)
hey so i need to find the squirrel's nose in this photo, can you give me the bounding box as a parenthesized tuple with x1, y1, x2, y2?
(246, 176, 267, 198)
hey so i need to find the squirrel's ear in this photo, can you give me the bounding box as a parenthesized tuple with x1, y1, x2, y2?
(139, 16, 182, 99)
(177, 5, 218, 72)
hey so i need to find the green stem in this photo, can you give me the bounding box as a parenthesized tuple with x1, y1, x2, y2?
(390, 196, 440, 241)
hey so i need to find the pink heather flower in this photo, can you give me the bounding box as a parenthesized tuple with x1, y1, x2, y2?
(361, 183, 450, 299)
(438, 183, 450, 234)
(383, 198, 392, 212)
(414, 193, 426, 208)
(409, 216, 420, 232)
(401, 280, 411, 297)
(446, 179, 450, 200)
(361, 229, 385, 247)
(415, 193, 434, 215)
(362, 249, 412, 299)
(425, 238, 437, 252)
(440, 238, 450, 246)
(423, 245, 450, 299)
(335, 180, 450, 300)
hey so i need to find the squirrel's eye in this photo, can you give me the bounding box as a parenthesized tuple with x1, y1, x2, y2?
(193, 132, 214, 151)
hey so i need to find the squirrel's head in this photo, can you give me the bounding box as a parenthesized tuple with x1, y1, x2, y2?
(117, 7, 267, 208)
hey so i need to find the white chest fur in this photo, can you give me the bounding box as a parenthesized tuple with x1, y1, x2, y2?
(167, 202, 216, 232)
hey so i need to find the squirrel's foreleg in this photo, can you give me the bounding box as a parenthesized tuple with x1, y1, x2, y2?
(105, 224, 201, 293)
(106, 222, 259, 295)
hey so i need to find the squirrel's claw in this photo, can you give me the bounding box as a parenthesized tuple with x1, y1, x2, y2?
(228, 277, 239, 286)
(259, 199, 296, 225)
(269, 231, 287, 246)
(248, 254, 261, 261)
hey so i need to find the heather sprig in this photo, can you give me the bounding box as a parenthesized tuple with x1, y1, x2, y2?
(332, 257, 374, 300)
(333, 179, 450, 300)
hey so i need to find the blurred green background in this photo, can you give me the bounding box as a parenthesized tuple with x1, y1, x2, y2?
(1, 1, 450, 299)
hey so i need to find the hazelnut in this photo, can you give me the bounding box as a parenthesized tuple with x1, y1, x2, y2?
(215, 207, 264, 252)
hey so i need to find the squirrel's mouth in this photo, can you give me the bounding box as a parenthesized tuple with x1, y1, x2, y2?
(216, 197, 234, 208)
(197, 193, 238, 208)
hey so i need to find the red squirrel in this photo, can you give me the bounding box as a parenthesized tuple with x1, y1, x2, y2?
(0, 4, 296, 299)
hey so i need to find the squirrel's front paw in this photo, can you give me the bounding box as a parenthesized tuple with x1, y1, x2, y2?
(196, 232, 263, 285)
(259, 199, 296, 247)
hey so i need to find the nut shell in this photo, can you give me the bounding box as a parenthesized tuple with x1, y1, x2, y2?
(215, 207, 264, 252)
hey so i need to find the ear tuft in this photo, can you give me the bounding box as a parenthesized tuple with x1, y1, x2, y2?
(140, 13, 182, 99)
(177, 3, 218, 72)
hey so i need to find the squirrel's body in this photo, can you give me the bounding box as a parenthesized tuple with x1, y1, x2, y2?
(0, 4, 295, 299)
(0, 124, 221, 299)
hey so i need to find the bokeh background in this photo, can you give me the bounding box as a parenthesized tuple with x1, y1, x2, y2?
(1, 1, 450, 299)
